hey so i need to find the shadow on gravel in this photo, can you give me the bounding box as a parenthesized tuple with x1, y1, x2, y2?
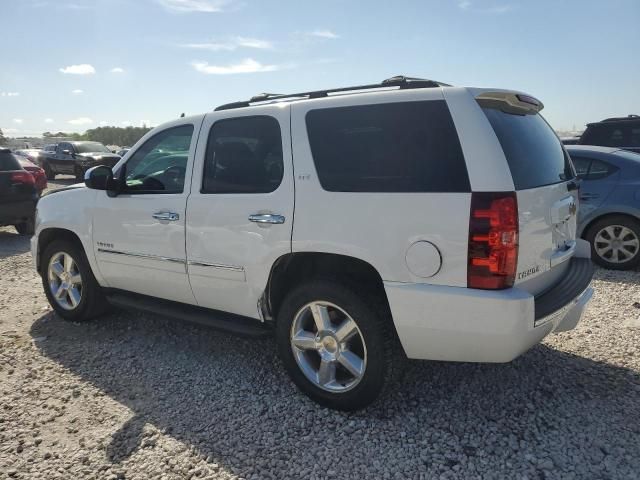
(0, 230, 31, 258)
(30, 311, 640, 478)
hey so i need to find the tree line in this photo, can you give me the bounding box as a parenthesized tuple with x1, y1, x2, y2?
(42, 125, 152, 147)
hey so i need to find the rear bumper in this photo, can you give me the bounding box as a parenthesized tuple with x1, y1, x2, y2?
(0, 199, 37, 225)
(385, 256, 594, 363)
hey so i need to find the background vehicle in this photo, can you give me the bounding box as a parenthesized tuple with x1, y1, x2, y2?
(567, 145, 640, 269)
(117, 148, 130, 157)
(0, 148, 38, 235)
(32, 77, 593, 410)
(16, 157, 47, 194)
(41, 141, 121, 181)
(578, 115, 640, 153)
(14, 148, 45, 165)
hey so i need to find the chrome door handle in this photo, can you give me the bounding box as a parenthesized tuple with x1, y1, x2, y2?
(152, 212, 179, 221)
(248, 213, 285, 224)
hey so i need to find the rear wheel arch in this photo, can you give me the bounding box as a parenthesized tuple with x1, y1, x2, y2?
(264, 252, 392, 321)
(582, 212, 640, 239)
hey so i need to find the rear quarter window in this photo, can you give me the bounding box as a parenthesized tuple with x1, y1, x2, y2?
(305, 100, 470, 192)
(482, 108, 574, 190)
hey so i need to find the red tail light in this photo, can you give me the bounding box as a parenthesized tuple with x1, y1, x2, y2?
(468, 192, 518, 289)
(10, 171, 36, 186)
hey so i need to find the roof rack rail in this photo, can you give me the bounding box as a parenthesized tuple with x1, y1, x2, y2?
(214, 75, 451, 111)
(600, 114, 640, 122)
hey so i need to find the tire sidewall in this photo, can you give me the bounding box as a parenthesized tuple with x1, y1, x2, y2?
(276, 280, 391, 411)
(587, 216, 640, 270)
(41, 241, 101, 321)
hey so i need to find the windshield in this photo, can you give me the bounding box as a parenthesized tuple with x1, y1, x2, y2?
(482, 108, 574, 190)
(75, 142, 111, 154)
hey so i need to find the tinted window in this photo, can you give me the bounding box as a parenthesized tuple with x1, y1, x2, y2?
(75, 142, 111, 154)
(0, 151, 21, 171)
(305, 100, 470, 192)
(123, 125, 194, 194)
(587, 159, 614, 179)
(581, 124, 640, 147)
(571, 156, 591, 177)
(202, 116, 283, 194)
(569, 155, 616, 181)
(482, 108, 574, 190)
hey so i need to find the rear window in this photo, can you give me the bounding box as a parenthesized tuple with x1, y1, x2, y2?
(0, 151, 21, 171)
(305, 100, 470, 192)
(482, 108, 574, 190)
(581, 123, 640, 148)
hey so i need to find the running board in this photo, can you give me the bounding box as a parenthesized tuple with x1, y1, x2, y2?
(105, 291, 271, 338)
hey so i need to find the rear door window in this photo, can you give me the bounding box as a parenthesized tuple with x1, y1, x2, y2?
(202, 116, 283, 194)
(305, 100, 470, 192)
(482, 108, 574, 190)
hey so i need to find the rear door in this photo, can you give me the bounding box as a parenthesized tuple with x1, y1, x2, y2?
(185, 106, 294, 319)
(570, 155, 620, 223)
(480, 103, 578, 295)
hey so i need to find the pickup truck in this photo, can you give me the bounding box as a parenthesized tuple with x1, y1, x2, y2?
(41, 141, 121, 181)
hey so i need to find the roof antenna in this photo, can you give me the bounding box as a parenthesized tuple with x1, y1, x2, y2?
(180, 113, 185, 118)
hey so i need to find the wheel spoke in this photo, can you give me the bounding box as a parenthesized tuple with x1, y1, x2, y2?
(621, 247, 637, 258)
(51, 261, 64, 278)
(623, 238, 639, 248)
(310, 303, 332, 332)
(291, 331, 317, 351)
(68, 287, 81, 307)
(334, 318, 358, 343)
(54, 284, 66, 299)
(69, 274, 82, 285)
(63, 253, 73, 273)
(317, 359, 336, 386)
(604, 226, 616, 239)
(338, 350, 365, 378)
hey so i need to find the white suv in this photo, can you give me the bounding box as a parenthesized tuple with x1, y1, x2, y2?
(32, 76, 594, 410)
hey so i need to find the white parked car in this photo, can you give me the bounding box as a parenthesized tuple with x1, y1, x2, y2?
(32, 76, 594, 410)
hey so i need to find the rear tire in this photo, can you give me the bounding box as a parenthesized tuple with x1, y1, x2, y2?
(276, 279, 400, 411)
(41, 240, 109, 321)
(586, 215, 640, 270)
(43, 162, 55, 180)
(15, 218, 35, 236)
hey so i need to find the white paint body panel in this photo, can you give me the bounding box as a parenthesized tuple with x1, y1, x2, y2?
(290, 89, 470, 286)
(92, 115, 204, 304)
(185, 105, 294, 319)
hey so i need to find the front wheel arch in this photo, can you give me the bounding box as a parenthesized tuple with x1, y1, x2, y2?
(37, 228, 85, 275)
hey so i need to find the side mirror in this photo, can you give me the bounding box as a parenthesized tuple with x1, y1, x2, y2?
(84, 165, 117, 191)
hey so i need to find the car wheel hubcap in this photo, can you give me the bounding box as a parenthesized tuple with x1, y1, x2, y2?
(594, 225, 639, 264)
(290, 301, 367, 393)
(48, 252, 83, 310)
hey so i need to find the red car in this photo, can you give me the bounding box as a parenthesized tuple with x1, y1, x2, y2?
(16, 157, 47, 194)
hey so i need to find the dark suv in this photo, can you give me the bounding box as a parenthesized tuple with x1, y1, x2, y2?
(41, 141, 121, 181)
(579, 115, 640, 153)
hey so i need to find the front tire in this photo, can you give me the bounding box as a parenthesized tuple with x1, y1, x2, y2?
(586, 215, 640, 270)
(276, 280, 399, 411)
(41, 240, 108, 321)
(74, 166, 84, 182)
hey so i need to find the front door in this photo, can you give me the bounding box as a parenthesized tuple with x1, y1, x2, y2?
(186, 107, 294, 319)
(92, 118, 203, 304)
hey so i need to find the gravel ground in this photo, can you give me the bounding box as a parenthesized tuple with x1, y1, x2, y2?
(1, 177, 639, 479)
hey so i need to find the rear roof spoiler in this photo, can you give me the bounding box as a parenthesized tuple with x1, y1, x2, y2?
(475, 91, 544, 115)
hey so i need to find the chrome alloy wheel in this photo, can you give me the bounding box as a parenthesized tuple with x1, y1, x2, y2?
(48, 252, 83, 310)
(594, 225, 640, 264)
(290, 301, 367, 393)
